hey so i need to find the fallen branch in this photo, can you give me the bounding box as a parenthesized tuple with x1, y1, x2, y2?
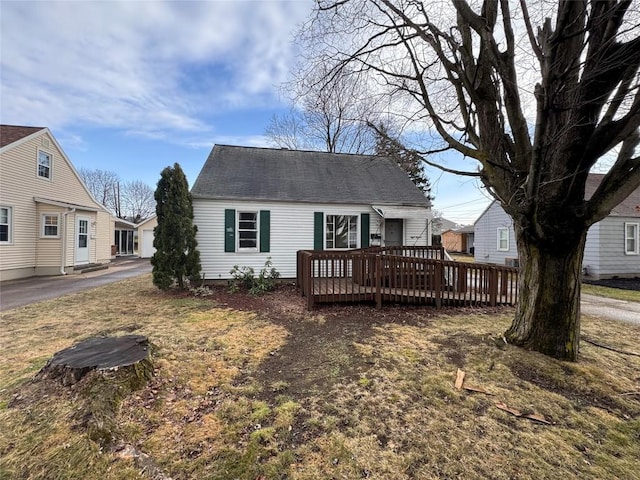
(494, 401, 551, 425)
(582, 337, 640, 357)
(455, 369, 465, 389)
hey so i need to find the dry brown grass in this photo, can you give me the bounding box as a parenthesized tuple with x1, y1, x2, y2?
(1, 274, 639, 480)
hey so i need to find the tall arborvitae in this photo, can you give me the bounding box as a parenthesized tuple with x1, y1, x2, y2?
(374, 125, 432, 199)
(151, 163, 201, 290)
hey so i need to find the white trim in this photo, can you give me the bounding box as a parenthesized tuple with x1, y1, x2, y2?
(325, 213, 359, 250)
(34, 197, 99, 212)
(624, 222, 639, 255)
(497, 227, 509, 251)
(0, 205, 13, 244)
(237, 210, 259, 252)
(37, 148, 53, 181)
(75, 215, 91, 264)
(41, 213, 60, 238)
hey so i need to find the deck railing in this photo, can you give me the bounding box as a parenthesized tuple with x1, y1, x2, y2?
(296, 248, 519, 310)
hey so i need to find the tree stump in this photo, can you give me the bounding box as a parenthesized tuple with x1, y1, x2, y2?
(36, 334, 154, 446)
(37, 334, 153, 385)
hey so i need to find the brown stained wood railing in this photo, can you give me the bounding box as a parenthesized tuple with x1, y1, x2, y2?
(297, 248, 519, 310)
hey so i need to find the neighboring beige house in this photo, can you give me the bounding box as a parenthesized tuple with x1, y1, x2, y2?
(137, 215, 157, 258)
(0, 125, 113, 281)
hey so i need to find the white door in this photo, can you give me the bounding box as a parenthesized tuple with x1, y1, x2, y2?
(75, 216, 90, 264)
(141, 229, 156, 258)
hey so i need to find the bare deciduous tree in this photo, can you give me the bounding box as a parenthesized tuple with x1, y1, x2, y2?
(79, 168, 155, 223)
(78, 168, 121, 213)
(303, 0, 640, 360)
(121, 180, 155, 223)
(266, 64, 379, 153)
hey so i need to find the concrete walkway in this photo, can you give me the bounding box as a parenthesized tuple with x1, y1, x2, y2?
(0, 258, 152, 311)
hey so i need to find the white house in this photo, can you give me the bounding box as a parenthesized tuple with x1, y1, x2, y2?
(474, 174, 640, 279)
(191, 145, 433, 280)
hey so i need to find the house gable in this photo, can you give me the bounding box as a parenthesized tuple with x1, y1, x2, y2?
(0, 125, 112, 280)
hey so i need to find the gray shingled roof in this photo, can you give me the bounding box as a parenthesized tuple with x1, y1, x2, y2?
(191, 145, 431, 207)
(586, 173, 640, 217)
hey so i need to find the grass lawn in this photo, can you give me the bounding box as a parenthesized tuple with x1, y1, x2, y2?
(1, 274, 639, 480)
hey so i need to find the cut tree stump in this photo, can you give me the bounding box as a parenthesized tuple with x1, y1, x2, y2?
(37, 334, 152, 385)
(35, 334, 154, 446)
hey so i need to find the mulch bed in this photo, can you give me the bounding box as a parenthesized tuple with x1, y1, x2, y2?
(584, 277, 640, 291)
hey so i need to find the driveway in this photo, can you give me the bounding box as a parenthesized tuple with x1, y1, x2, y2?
(581, 293, 640, 326)
(0, 258, 152, 311)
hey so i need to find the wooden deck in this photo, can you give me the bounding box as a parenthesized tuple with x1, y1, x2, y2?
(297, 247, 519, 310)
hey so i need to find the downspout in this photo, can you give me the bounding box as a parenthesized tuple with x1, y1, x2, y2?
(60, 208, 76, 275)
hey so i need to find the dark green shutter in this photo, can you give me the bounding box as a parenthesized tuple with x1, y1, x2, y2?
(224, 209, 235, 252)
(314, 212, 324, 250)
(259, 210, 270, 252)
(361, 213, 370, 248)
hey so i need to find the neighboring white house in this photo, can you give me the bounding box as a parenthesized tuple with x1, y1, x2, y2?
(474, 174, 640, 278)
(191, 145, 433, 280)
(137, 215, 157, 258)
(0, 125, 113, 281)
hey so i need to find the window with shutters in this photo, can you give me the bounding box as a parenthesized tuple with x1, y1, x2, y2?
(326, 215, 358, 249)
(238, 211, 258, 250)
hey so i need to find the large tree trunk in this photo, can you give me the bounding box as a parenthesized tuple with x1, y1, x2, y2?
(504, 227, 588, 361)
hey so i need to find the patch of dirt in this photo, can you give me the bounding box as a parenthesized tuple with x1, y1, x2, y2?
(584, 277, 640, 291)
(209, 284, 512, 405)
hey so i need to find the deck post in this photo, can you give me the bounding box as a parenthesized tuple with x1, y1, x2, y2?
(434, 261, 442, 308)
(307, 255, 314, 309)
(489, 268, 498, 307)
(375, 254, 382, 309)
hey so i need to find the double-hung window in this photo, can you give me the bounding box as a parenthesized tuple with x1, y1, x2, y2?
(625, 223, 639, 255)
(238, 212, 258, 250)
(38, 150, 52, 179)
(0, 206, 11, 243)
(497, 227, 509, 251)
(42, 214, 59, 238)
(326, 215, 358, 249)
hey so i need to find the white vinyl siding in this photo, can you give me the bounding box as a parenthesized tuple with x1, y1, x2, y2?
(473, 201, 518, 265)
(625, 222, 639, 255)
(477, 201, 640, 279)
(194, 199, 431, 280)
(0, 206, 12, 243)
(41, 213, 60, 237)
(497, 227, 509, 251)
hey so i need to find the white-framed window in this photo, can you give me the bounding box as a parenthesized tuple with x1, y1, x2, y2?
(0, 206, 12, 243)
(37, 150, 52, 179)
(326, 214, 358, 249)
(41, 213, 60, 238)
(238, 211, 258, 250)
(497, 227, 509, 251)
(625, 222, 639, 255)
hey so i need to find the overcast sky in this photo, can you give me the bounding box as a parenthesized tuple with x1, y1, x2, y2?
(1, 0, 491, 224)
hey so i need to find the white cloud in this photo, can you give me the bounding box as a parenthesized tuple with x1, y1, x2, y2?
(0, 0, 312, 140)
